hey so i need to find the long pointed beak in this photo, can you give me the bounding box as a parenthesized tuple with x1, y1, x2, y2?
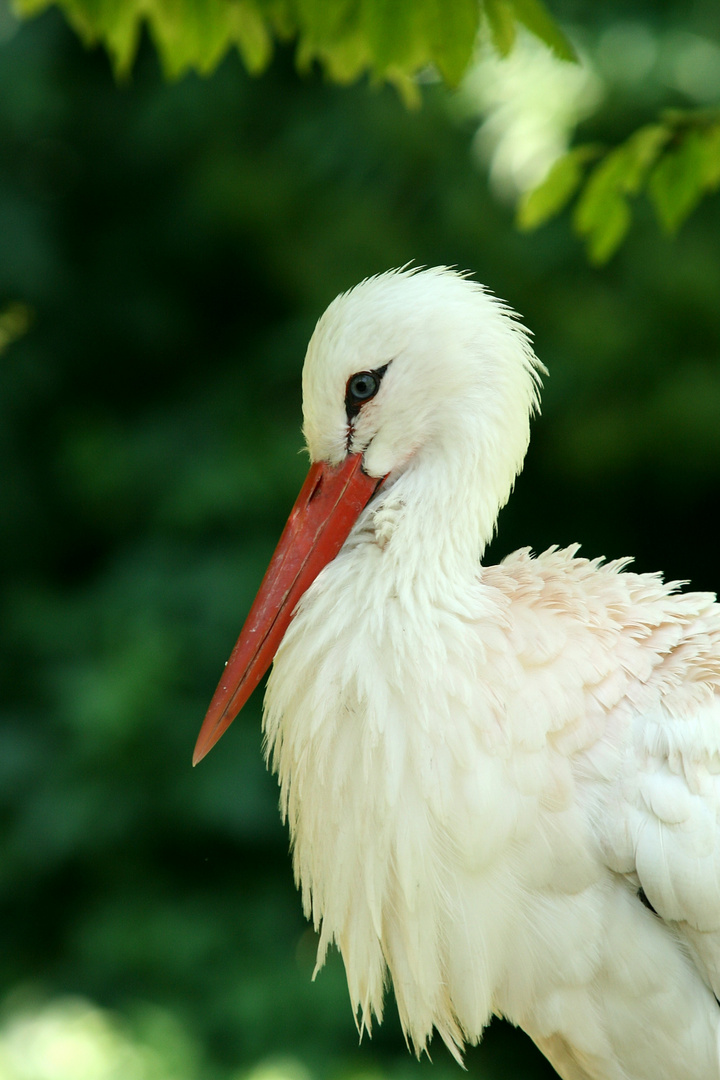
(193, 453, 383, 765)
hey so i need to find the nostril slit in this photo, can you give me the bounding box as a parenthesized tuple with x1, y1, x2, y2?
(307, 475, 323, 503)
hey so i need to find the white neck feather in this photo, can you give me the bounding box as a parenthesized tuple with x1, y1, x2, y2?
(263, 269, 544, 1060)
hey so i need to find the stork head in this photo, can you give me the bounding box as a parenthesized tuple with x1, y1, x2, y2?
(302, 266, 541, 486)
(193, 267, 542, 763)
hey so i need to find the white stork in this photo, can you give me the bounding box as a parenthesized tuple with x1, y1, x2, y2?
(194, 267, 720, 1080)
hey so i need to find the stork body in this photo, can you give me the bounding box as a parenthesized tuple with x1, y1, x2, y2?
(196, 269, 720, 1080)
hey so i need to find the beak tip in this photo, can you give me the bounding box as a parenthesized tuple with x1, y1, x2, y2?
(192, 724, 218, 767)
(193, 702, 235, 766)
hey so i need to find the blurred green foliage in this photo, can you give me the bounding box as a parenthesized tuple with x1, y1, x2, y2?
(12, 0, 720, 259)
(0, 2, 719, 1079)
(519, 108, 720, 262)
(12, 0, 574, 91)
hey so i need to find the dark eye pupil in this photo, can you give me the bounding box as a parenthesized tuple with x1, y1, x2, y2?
(350, 373, 377, 400)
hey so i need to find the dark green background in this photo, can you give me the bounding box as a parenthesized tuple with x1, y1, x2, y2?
(1, 2, 719, 1077)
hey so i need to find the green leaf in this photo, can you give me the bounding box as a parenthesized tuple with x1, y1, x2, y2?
(296, 17, 370, 84)
(647, 121, 720, 235)
(698, 122, 720, 189)
(483, 0, 516, 57)
(618, 123, 671, 192)
(573, 152, 626, 231)
(293, 0, 356, 43)
(573, 152, 632, 264)
(510, 0, 576, 62)
(384, 67, 423, 109)
(14, 0, 576, 91)
(14, 0, 276, 77)
(228, 0, 274, 75)
(571, 125, 670, 262)
(583, 194, 631, 266)
(524, 114, 719, 261)
(14, 0, 145, 73)
(648, 131, 711, 234)
(422, 0, 480, 86)
(148, 0, 227, 78)
(78, 0, 145, 74)
(360, 0, 426, 73)
(517, 144, 601, 231)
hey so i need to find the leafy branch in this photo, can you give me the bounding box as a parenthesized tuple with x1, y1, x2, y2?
(518, 110, 720, 264)
(12, 0, 574, 97)
(12, 0, 718, 262)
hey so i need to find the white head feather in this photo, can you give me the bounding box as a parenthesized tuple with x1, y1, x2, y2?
(301, 267, 544, 562)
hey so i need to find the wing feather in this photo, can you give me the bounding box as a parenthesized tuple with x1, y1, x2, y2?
(495, 546, 720, 997)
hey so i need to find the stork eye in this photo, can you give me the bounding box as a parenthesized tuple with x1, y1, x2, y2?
(349, 372, 378, 401)
(345, 364, 388, 419)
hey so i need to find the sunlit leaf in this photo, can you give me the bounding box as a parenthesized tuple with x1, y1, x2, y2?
(483, 0, 516, 57)
(522, 112, 720, 261)
(571, 124, 670, 262)
(517, 145, 601, 230)
(424, 0, 480, 85)
(584, 195, 631, 265)
(92, 0, 144, 75)
(619, 123, 670, 192)
(648, 131, 712, 234)
(511, 0, 576, 61)
(14, 0, 143, 72)
(572, 152, 632, 264)
(149, 0, 238, 78)
(360, 0, 425, 72)
(296, 21, 370, 84)
(699, 124, 720, 188)
(293, 0, 355, 43)
(228, 0, 275, 74)
(573, 152, 626, 230)
(384, 66, 423, 108)
(14, 0, 573, 87)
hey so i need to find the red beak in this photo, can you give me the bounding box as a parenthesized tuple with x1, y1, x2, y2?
(193, 452, 383, 765)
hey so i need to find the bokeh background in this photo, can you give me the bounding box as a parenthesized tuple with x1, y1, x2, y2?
(1, 1, 719, 1077)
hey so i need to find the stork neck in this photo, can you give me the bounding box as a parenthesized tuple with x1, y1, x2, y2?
(366, 437, 509, 598)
